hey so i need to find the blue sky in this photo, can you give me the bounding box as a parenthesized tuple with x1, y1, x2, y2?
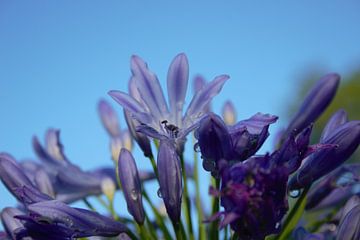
(1, 0, 360, 215)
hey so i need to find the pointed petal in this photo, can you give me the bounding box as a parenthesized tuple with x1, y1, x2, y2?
(98, 99, 121, 137)
(184, 74, 229, 124)
(108, 90, 152, 124)
(136, 124, 167, 140)
(131, 55, 169, 120)
(45, 129, 68, 162)
(34, 168, 55, 198)
(320, 109, 348, 142)
(229, 113, 278, 135)
(167, 53, 189, 126)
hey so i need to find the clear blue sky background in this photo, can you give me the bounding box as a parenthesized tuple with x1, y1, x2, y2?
(1, 0, 360, 219)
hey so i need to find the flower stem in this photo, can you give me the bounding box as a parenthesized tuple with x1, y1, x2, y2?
(180, 155, 195, 240)
(210, 178, 220, 240)
(142, 190, 173, 240)
(193, 137, 207, 240)
(173, 221, 183, 240)
(275, 185, 311, 240)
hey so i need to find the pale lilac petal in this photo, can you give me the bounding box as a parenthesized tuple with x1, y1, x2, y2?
(108, 90, 152, 124)
(98, 99, 121, 137)
(193, 75, 206, 93)
(229, 113, 278, 135)
(136, 125, 167, 140)
(45, 129, 68, 162)
(131, 55, 169, 120)
(167, 53, 189, 126)
(184, 74, 229, 124)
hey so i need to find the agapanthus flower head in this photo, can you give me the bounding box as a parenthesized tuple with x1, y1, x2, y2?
(108, 53, 229, 151)
(214, 156, 289, 239)
(282, 73, 340, 141)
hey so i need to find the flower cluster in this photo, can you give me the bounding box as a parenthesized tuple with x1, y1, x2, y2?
(1, 54, 359, 240)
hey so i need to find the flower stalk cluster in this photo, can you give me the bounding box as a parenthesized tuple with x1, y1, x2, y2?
(1, 54, 359, 240)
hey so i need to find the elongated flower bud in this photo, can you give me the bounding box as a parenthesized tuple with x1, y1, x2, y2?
(98, 99, 121, 137)
(124, 110, 152, 157)
(1, 207, 27, 240)
(284, 73, 340, 138)
(157, 140, 182, 223)
(289, 120, 360, 190)
(118, 149, 145, 224)
(222, 100, 236, 125)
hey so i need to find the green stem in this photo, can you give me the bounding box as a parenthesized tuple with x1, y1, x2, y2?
(193, 137, 207, 240)
(142, 190, 173, 240)
(148, 154, 159, 180)
(210, 178, 220, 240)
(144, 211, 158, 240)
(180, 155, 194, 240)
(126, 229, 139, 240)
(275, 186, 311, 240)
(82, 198, 96, 211)
(172, 222, 183, 240)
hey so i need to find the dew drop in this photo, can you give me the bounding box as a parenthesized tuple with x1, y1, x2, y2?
(193, 143, 201, 152)
(157, 188, 163, 198)
(275, 222, 280, 229)
(203, 159, 215, 171)
(130, 189, 139, 201)
(288, 189, 300, 198)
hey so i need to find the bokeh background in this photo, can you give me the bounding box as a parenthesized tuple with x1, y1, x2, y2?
(1, 0, 360, 222)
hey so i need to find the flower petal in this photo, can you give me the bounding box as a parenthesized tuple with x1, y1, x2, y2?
(167, 53, 189, 126)
(320, 109, 348, 142)
(108, 90, 152, 125)
(98, 99, 121, 137)
(184, 74, 229, 125)
(131, 55, 169, 121)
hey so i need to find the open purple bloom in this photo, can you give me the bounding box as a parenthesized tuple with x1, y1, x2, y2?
(282, 73, 340, 140)
(117, 149, 145, 224)
(213, 156, 289, 239)
(288, 120, 360, 190)
(157, 140, 182, 223)
(108, 53, 229, 151)
(195, 112, 277, 175)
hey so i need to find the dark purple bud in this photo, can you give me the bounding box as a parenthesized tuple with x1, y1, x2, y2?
(0, 153, 51, 204)
(320, 109, 348, 142)
(23, 200, 128, 238)
(284, 73, 340, 138)
(222, 100, 236, 125)
(0, 207, 27, 240)
(196, 113, 232, 173)
(98, 99, 121, 137)
(157, 140, 182, 223)
(118, 149, 145, 224)
(289, 121, 360, 190)
(336, 203, 360, 240)
(124, 110, 152, 157)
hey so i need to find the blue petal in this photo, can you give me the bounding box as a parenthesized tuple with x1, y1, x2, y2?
(184, 74, 229, 125)
(131, 55, 169, 121)
(167, 53, 189, 126)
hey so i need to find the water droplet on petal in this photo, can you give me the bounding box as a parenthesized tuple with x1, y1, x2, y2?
(193, 143, 201, 152)
(157, 188, 163, 198)
(288, 189, 300, 198)
(275, 222, 280, 229)
(130, 189, 139, 201)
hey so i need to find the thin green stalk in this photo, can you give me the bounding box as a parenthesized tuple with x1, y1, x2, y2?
(126, 229, 139, 240)
(172, 222, 183, 240)
(275, 186, 311, 240)
(193, 139, 207, 240)
(144, 211, 158, 240)
(82, 198, 96, 211)
(210, 178, 220, 240)
(148, 154, 159, 179)
(180, 155, 194, 240)
(142, 190, 173, 240)
(137, 224, 149, 240)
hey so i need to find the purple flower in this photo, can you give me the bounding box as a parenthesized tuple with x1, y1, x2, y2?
(1, 207, 28, 240)
(157, 140, 182, 223)
(283, 73, 340, 140)
(213, 156, 289, 239)
(288, 120, 360, 190)
(108, 53, 229, 151)
(117, 149, 145, 224)
(16, 200, 128, 239)
(195, 113, 277, 175)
